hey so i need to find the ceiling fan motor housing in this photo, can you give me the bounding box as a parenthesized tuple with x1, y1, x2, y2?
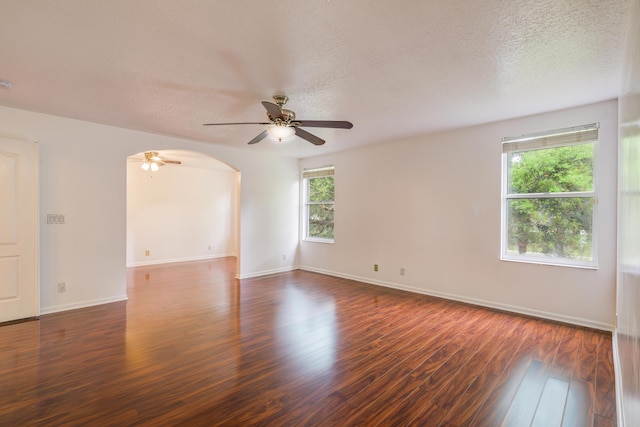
(281, 109, 295, 121)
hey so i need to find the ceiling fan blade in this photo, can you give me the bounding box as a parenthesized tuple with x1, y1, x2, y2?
(297, 120, 353, 129)
(295, 127, 325, 146)
(162, 160, 182, 165)
(203, 122, 270, 126)
(248, 130, 269, 145)
(261, 101, 283, 120)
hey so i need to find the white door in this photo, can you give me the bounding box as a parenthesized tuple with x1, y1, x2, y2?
(0, 137, 38, 322)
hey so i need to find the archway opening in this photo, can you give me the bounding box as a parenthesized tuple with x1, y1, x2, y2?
(125, 149, 240, 277)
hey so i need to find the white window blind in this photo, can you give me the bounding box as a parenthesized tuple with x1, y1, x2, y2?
(502, 123, 599, 153)
(303, 166, 335, 178)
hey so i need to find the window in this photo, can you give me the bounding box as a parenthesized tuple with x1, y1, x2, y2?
(303, 166, 335, 242)
(501, 123, 598, 267)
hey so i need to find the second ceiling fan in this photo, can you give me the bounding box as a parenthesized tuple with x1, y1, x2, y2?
(203, 95, 353, 146)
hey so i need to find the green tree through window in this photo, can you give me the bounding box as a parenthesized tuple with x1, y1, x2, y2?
(502, 125, 597, 266)
(304, 167, 334, 241)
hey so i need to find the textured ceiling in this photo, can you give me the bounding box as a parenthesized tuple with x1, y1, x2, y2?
(0, 0, 630, 158)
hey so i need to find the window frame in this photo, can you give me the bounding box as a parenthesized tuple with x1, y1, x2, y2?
(303, 166, 335, 243)
(500, 124, 599, 268)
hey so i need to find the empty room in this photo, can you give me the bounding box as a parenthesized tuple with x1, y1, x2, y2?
(0, 1, 638, 426)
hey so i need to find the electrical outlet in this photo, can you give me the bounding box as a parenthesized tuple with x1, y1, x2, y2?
(282, 254, 286, 261)
(374, 264, 379, 272)
(57, 282, 66, 293)
(145, 250, 150, 256)
(208, 245, 212, 250)
(400, 268, 405, 276)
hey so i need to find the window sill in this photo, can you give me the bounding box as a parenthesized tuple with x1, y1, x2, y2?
(303, 237, 334, 244)
(500, 256, 597, 270)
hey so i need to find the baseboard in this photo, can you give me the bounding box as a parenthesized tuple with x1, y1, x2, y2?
(299, 266, 614, 331)
(612, 331, 626, 426)
(40, 294, 128, 315)
(236, 265, 298, 280)
(127, 253, 235, 268)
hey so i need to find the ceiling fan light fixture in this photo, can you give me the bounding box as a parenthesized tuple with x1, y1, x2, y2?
(139, 151, 171, 172)
(267, 124, 295, 142)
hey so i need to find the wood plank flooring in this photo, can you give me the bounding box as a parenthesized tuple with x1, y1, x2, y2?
(0, 257, 616, 426)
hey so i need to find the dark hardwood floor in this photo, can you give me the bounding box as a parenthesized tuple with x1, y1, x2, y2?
(0, 257, 616, 426)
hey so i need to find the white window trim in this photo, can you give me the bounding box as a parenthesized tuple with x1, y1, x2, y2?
(303, 166, 335, 243)
(500, 124, 599, 268)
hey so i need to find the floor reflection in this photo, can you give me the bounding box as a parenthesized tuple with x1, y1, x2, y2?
(125, 257, 241, 385)
(274, 284, 337, 376)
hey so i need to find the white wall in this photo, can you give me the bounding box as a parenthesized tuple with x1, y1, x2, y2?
(0, 100, 619, 329)
(126, 160, 237, 266)
(615, 0, 640, 424)
(300, 100, 618, 330)
(0, 106, 300, 314)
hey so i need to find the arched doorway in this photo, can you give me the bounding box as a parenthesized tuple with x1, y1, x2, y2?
(125, 149, 240, 277)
